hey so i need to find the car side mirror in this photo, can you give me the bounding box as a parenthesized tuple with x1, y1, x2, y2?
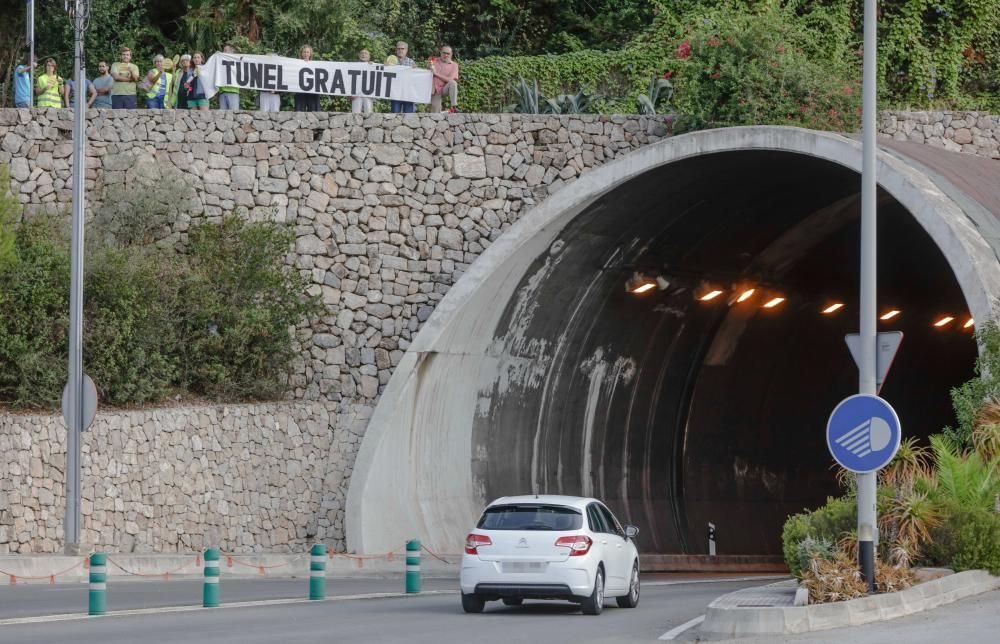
(625, 525, 639, 539)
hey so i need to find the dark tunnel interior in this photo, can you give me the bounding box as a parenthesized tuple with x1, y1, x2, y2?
(471, 150, 977, 556)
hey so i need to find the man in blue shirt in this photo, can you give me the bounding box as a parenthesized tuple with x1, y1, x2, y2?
(14, 55, 36, 108)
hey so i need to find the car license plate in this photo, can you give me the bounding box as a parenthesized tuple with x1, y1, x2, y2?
(502, 562, 547, 573)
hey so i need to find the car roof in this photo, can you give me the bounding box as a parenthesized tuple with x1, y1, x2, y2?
(486, 495, 598, 511)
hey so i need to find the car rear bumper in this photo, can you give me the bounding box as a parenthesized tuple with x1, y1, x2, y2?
(460, 558, 594, 597)
(473, 583, 575, 599)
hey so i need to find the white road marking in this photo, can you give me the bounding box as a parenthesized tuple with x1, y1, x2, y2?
(645, 575, 788, 586)
(0, 590, 459, 626)
(658, 614, 705, 640)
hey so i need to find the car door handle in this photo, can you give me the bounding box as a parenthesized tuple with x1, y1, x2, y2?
(601, 540, 608, 545)
(616, 543, 623, 549)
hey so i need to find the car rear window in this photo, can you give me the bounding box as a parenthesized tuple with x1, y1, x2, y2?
(476, 504, 583, 531)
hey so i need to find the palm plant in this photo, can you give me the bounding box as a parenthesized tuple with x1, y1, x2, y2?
(925, 434, 1000, 511)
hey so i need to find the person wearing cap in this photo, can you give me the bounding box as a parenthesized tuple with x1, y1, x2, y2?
(218, 44, 241, 110)
(142, 55, 170, 109)
(386, 41, 415, 113)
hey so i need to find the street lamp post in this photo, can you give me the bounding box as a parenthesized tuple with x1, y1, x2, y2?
(64, 0, 90, 556)
(857, 0, 879, 592)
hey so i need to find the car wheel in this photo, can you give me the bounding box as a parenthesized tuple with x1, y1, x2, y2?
(502, 597, 523, 606)
(616, 561, 640, 608)
(580, 568, 605, 615)
(461, 592, 486, 613)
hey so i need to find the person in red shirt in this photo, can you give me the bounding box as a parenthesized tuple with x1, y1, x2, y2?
(430, 45, 459, 112)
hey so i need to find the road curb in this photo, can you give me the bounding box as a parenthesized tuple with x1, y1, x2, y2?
(699, 570, 1000, 637)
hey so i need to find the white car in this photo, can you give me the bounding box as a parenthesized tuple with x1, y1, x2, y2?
(459, 495, 640, 615)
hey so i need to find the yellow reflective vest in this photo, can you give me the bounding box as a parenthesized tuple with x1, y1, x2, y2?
(36, 73, 63, 108)
(146, 71, 172, 100)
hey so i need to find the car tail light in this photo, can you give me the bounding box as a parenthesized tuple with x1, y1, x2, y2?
(465, 533, 492, 555)
(554, 535, 593, 556)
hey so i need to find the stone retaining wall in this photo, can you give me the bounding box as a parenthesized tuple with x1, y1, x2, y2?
(879, 111, 1000, 158)
(0, 401, 372, 554)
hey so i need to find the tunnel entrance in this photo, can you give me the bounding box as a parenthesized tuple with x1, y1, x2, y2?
(347, 127, 1000, 557)
(474, 150, 976, 555)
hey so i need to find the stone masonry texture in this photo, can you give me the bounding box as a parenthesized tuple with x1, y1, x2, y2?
(0, 109, 995, 553)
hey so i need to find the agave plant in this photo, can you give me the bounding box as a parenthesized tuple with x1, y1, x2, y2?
(505, 77, 542, 114)
(880, 489, 942, 547)
(636, 76, 673, 115)
(880, 437, 932, 493)
(544, 91, 598, 114)
(972, 399, 1000, 460)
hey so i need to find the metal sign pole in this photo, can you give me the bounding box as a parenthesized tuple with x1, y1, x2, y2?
(64, 0, 88, 555)
(857, 0, 879, 593)
(28, 0, 35, 105)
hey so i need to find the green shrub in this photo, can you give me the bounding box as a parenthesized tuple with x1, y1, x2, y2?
(666, 7, 861, 132)
(795, 535, 835, 575)
(925, 502, 1000, 575)
(946, 321, 1000, 450)
(0, 165, 19, 274)
(83, 247, 184, 405)
(0, 207, 321, 408)
(0, 217, 71, 408)
(782, 495, 857, 578)
(176, 216, 322, 401)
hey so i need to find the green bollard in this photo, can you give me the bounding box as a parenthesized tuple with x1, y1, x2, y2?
(405, 539, 421, 594)
(203, 547, 220, 607)
(88, 552, 107, 616)
(309, 544, 327, 600)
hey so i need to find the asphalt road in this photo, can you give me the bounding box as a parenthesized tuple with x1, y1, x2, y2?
(0, 576, 766, 643)
(2, 576, 994, 643)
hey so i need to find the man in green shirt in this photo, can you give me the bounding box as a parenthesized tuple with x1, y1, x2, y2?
(110, 47, 140, 109)
(218, 44, 241, 110)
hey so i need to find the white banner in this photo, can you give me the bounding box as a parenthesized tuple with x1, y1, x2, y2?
(198, 53, 433, 104)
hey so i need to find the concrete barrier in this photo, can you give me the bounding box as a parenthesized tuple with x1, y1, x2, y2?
(700, 570, 1000, 638)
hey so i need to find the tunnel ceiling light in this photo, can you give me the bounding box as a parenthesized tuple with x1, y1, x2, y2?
(625, 272, 657, 295)
(762, 297, 785, 309)
(736, 288, 756, 303)
(934, 316, 955, 328)
(822, 303, 845, 314)
(964, 318, 975, 329)
(880, 310, 901, 321)
(699, 289, 724, 301)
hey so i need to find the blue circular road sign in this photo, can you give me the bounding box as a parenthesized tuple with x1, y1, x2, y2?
(826, 394, 901, 473)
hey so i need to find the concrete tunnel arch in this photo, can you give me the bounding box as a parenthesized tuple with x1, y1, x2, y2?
(345, 126, 1000, 556)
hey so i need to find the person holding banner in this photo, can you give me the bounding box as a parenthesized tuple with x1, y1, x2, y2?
(218, 44, 241, 110)
(386, 41, 416, 113)
(14, 55, 37, 108)
(258, 52, 282, 112)
(180, 52, 209, 111)
(351, 49, 374, 114)
(294, 45, 321, 112)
